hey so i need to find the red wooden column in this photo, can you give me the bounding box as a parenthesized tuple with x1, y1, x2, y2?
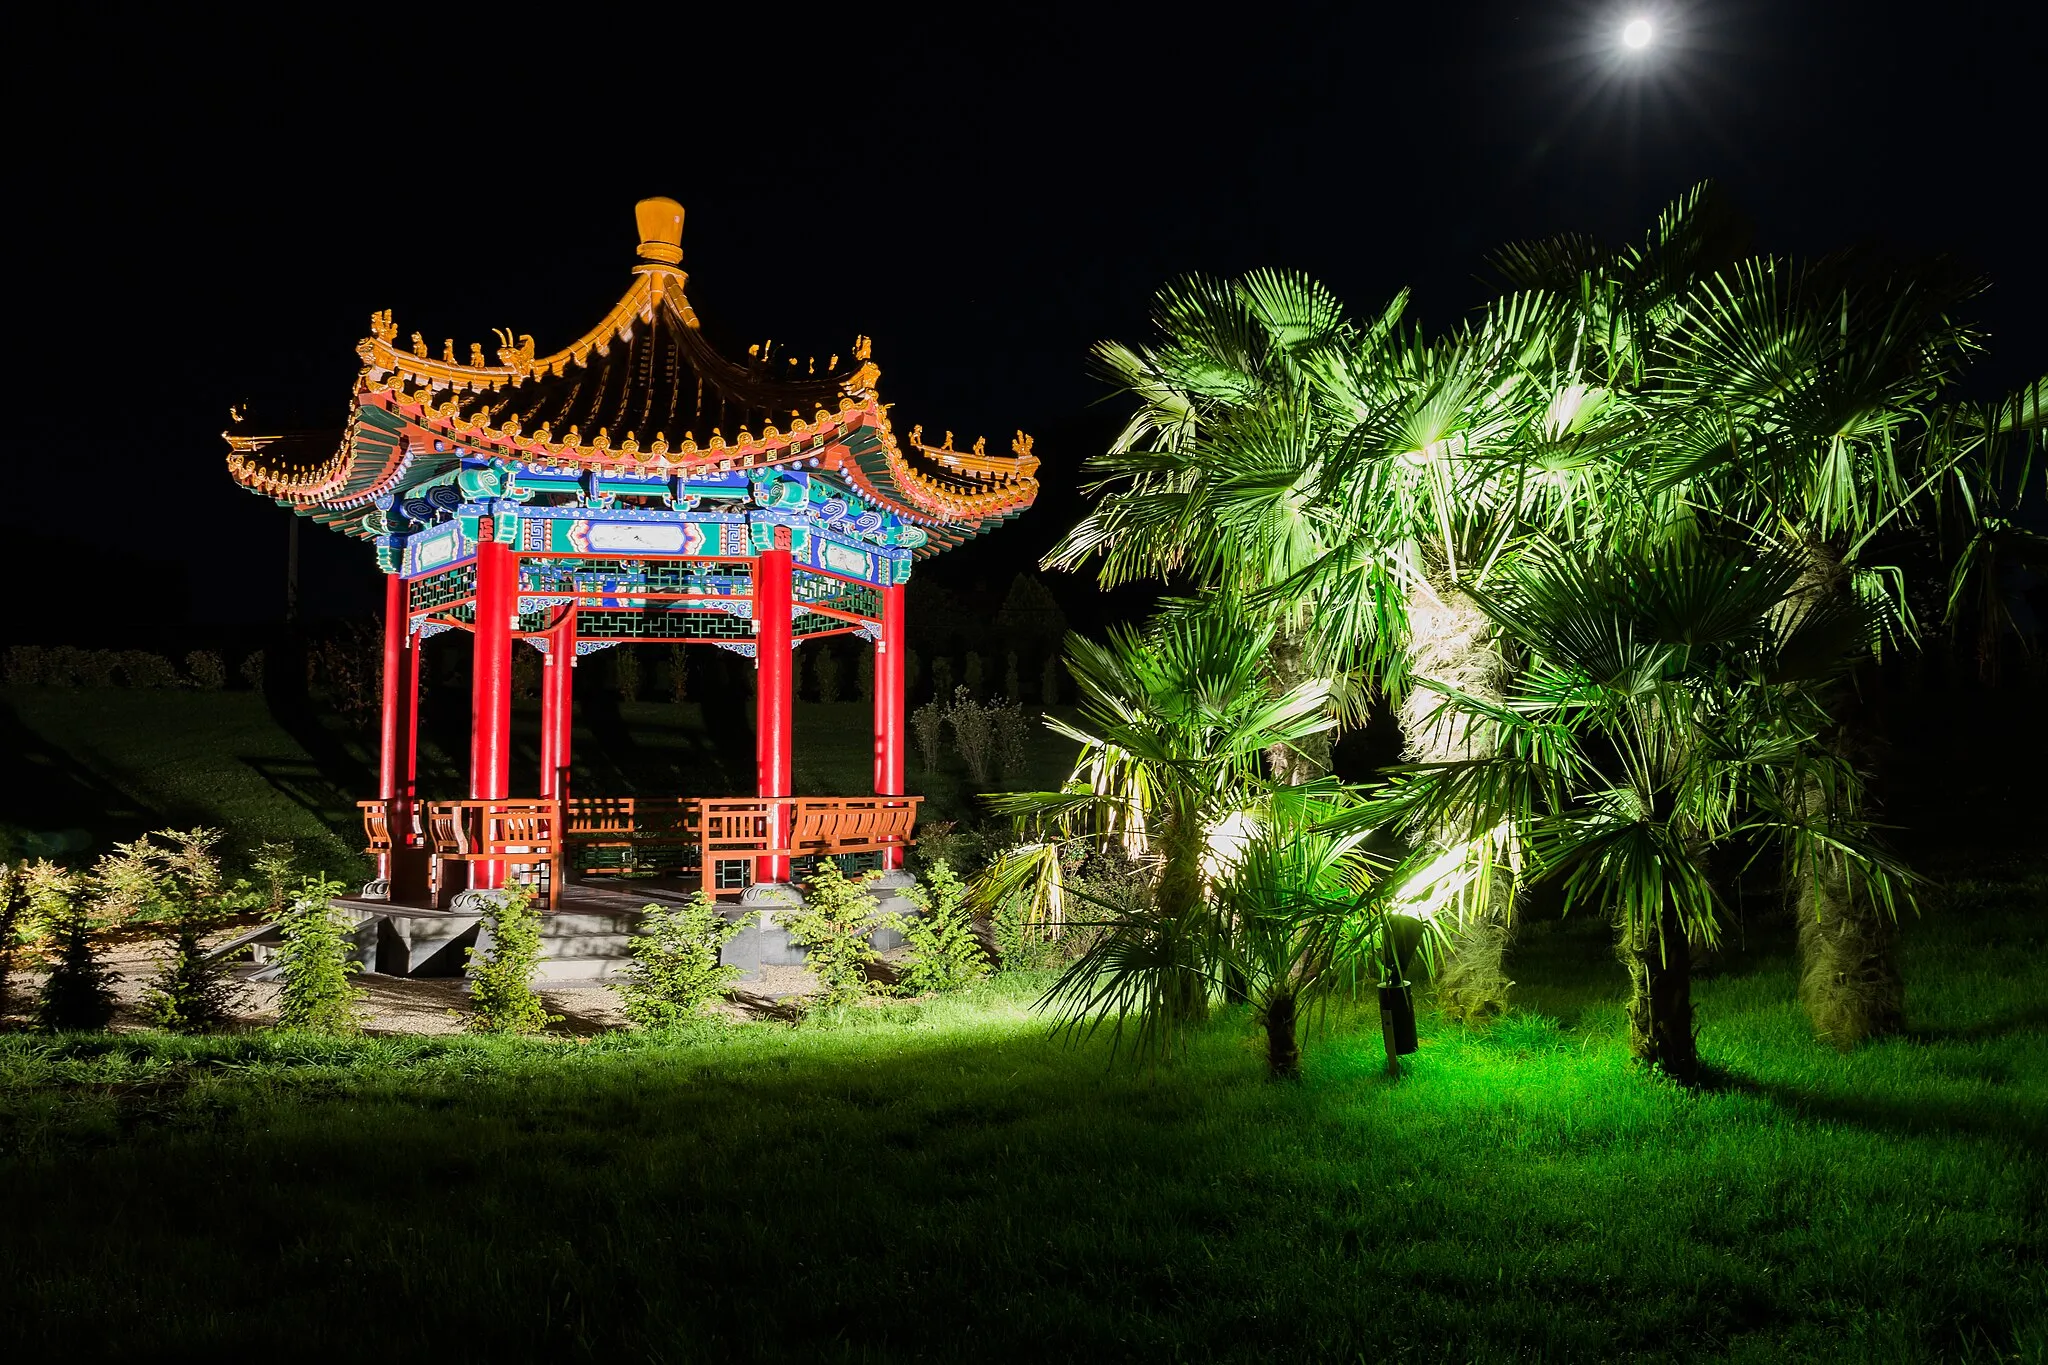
(755, 535, 794, 884)
(469, 523, 516, 889)
(376, 571, 411, 881)
(873, 581, 906, 869)
(538, 609, 577, 800)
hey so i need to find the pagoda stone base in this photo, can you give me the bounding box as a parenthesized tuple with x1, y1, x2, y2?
(324, 874, 918, 986)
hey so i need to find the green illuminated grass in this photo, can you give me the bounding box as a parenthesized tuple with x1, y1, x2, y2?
(3, 874, 2042, 1361)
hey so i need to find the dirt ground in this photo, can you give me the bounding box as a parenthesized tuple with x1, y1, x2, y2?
(0, 928, 851, 1035)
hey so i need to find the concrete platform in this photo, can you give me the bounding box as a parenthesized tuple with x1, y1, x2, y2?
(325, 872, 919, 986)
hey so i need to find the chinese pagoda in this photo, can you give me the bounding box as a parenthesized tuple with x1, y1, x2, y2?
(226, 197, 1038, 915)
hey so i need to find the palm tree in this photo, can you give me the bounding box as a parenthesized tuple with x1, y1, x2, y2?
(1355, 536, 1912, 1079)
(1205, 790, 1391, 1077)
(1492, 185, 2010, 1047)
(979, 598, 1338, 1049)
(1062, 271, 1608, 1018)
(1047, 270, 1401, 780)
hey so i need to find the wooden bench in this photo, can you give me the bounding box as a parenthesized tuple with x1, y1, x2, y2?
(423, 800, 564, 909)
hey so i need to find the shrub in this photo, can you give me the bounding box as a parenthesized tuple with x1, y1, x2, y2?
(964, 651, 985, 699)
(117, 650, 180, 689)
(619, 892, 742, 1027)
(615, 648, 641, 702)
(779, 860, 881, 1008)
(239, 651, 266, 691)
(463, 888, 555, 1034)
(4, 645, 48, 686)
(274, 875, 361, 1032)
(36, 874, 118, 1032)
(185, 650, 227, 690)
(0, 863, 29, 1020)
(813, 645, 843, 704)
(992, 890, 1064, 972)
(992, 701, 1032, 784)
(62, 647, 119, 689)
(250, 841, 299, 917)
(930, 656, 954, 701)
(1004, 651, 1022, 703)
(948, 687, 997, 786)
(307, 621, 384, 718)
(911, 699, 948, 772)
(667, 644, 689, 703)
(1040, 655, 1061, 707)
(512, 645, 542, 699)
(894, 862, 989, 995)
(141, 828, 244, 1033)
(144, 921, 246, 1032)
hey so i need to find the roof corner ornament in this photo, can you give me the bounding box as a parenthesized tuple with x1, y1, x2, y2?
(493, 328, 535, 370)
(370, 309, 397, 343)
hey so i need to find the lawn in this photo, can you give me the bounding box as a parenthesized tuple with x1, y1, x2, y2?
(3, 864, 2042, 1361)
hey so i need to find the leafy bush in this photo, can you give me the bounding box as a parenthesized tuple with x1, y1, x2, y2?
(36, 874, 118, 1032)
(140, 828, 244, 1033)
(185, 650, 227, 690)
(4, 645, 47, 686)
(0, 864, 29, 1020)
(1040, 656, 1062, 707)
(512, 646, 542, 699)
(619, 892, 742, 1027)
(463, 888, 556, 1034)
(307, 621, 382, 718)
(250, 841, 299, 917)
(813, 645, 843, 703)
(239, 651, 266, 691)
(992, 701, 1032, 783)
(964, 651, 985, 699)
(780, 860, 881, 1008)
(274, 875, 361, 1032)
(947, 687, 997, 786)
(893, 862, 989, 995)
(667, 644, 689, 703)
(117, 650, 180, 689)
(614, 648, 641, 702)
(1004, 651, 1022, 702)
(911, 699, 948, 772)
(144, 921, 245, 1033)
(992, 889, 1065, 972)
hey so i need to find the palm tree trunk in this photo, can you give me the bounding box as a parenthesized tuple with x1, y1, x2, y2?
(1780, 539, 1904, 1048)
(1264, 624, 1333, 784)
(1621, 907, 1697, 1080)
(1399, 580, 1515, 1019)
(1155, 829, 1211, 1029)
(1794, 769, 1904, 1048)
(1262, 990, 1300, 1078)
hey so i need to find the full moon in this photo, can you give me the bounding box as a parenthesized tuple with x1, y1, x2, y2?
(1622, 17, 1653, 48)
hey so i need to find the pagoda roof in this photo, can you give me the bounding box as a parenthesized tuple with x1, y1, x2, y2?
(225, 198, 1038, 553)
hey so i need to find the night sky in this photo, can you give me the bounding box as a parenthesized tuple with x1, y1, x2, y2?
(13, 2, 2041, 639)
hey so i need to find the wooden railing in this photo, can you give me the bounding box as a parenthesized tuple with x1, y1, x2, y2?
(355, 794, 920, 906)
(423, 800, 565, 909)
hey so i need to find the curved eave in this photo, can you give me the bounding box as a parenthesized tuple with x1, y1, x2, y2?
(224, 405, 460, 535)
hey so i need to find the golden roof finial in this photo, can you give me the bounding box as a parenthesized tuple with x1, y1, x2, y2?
(853, 335, 873, 361)
(412, 332, 428, 357)
(442, 338, 456, 363)
(635, 197, 685, 266)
